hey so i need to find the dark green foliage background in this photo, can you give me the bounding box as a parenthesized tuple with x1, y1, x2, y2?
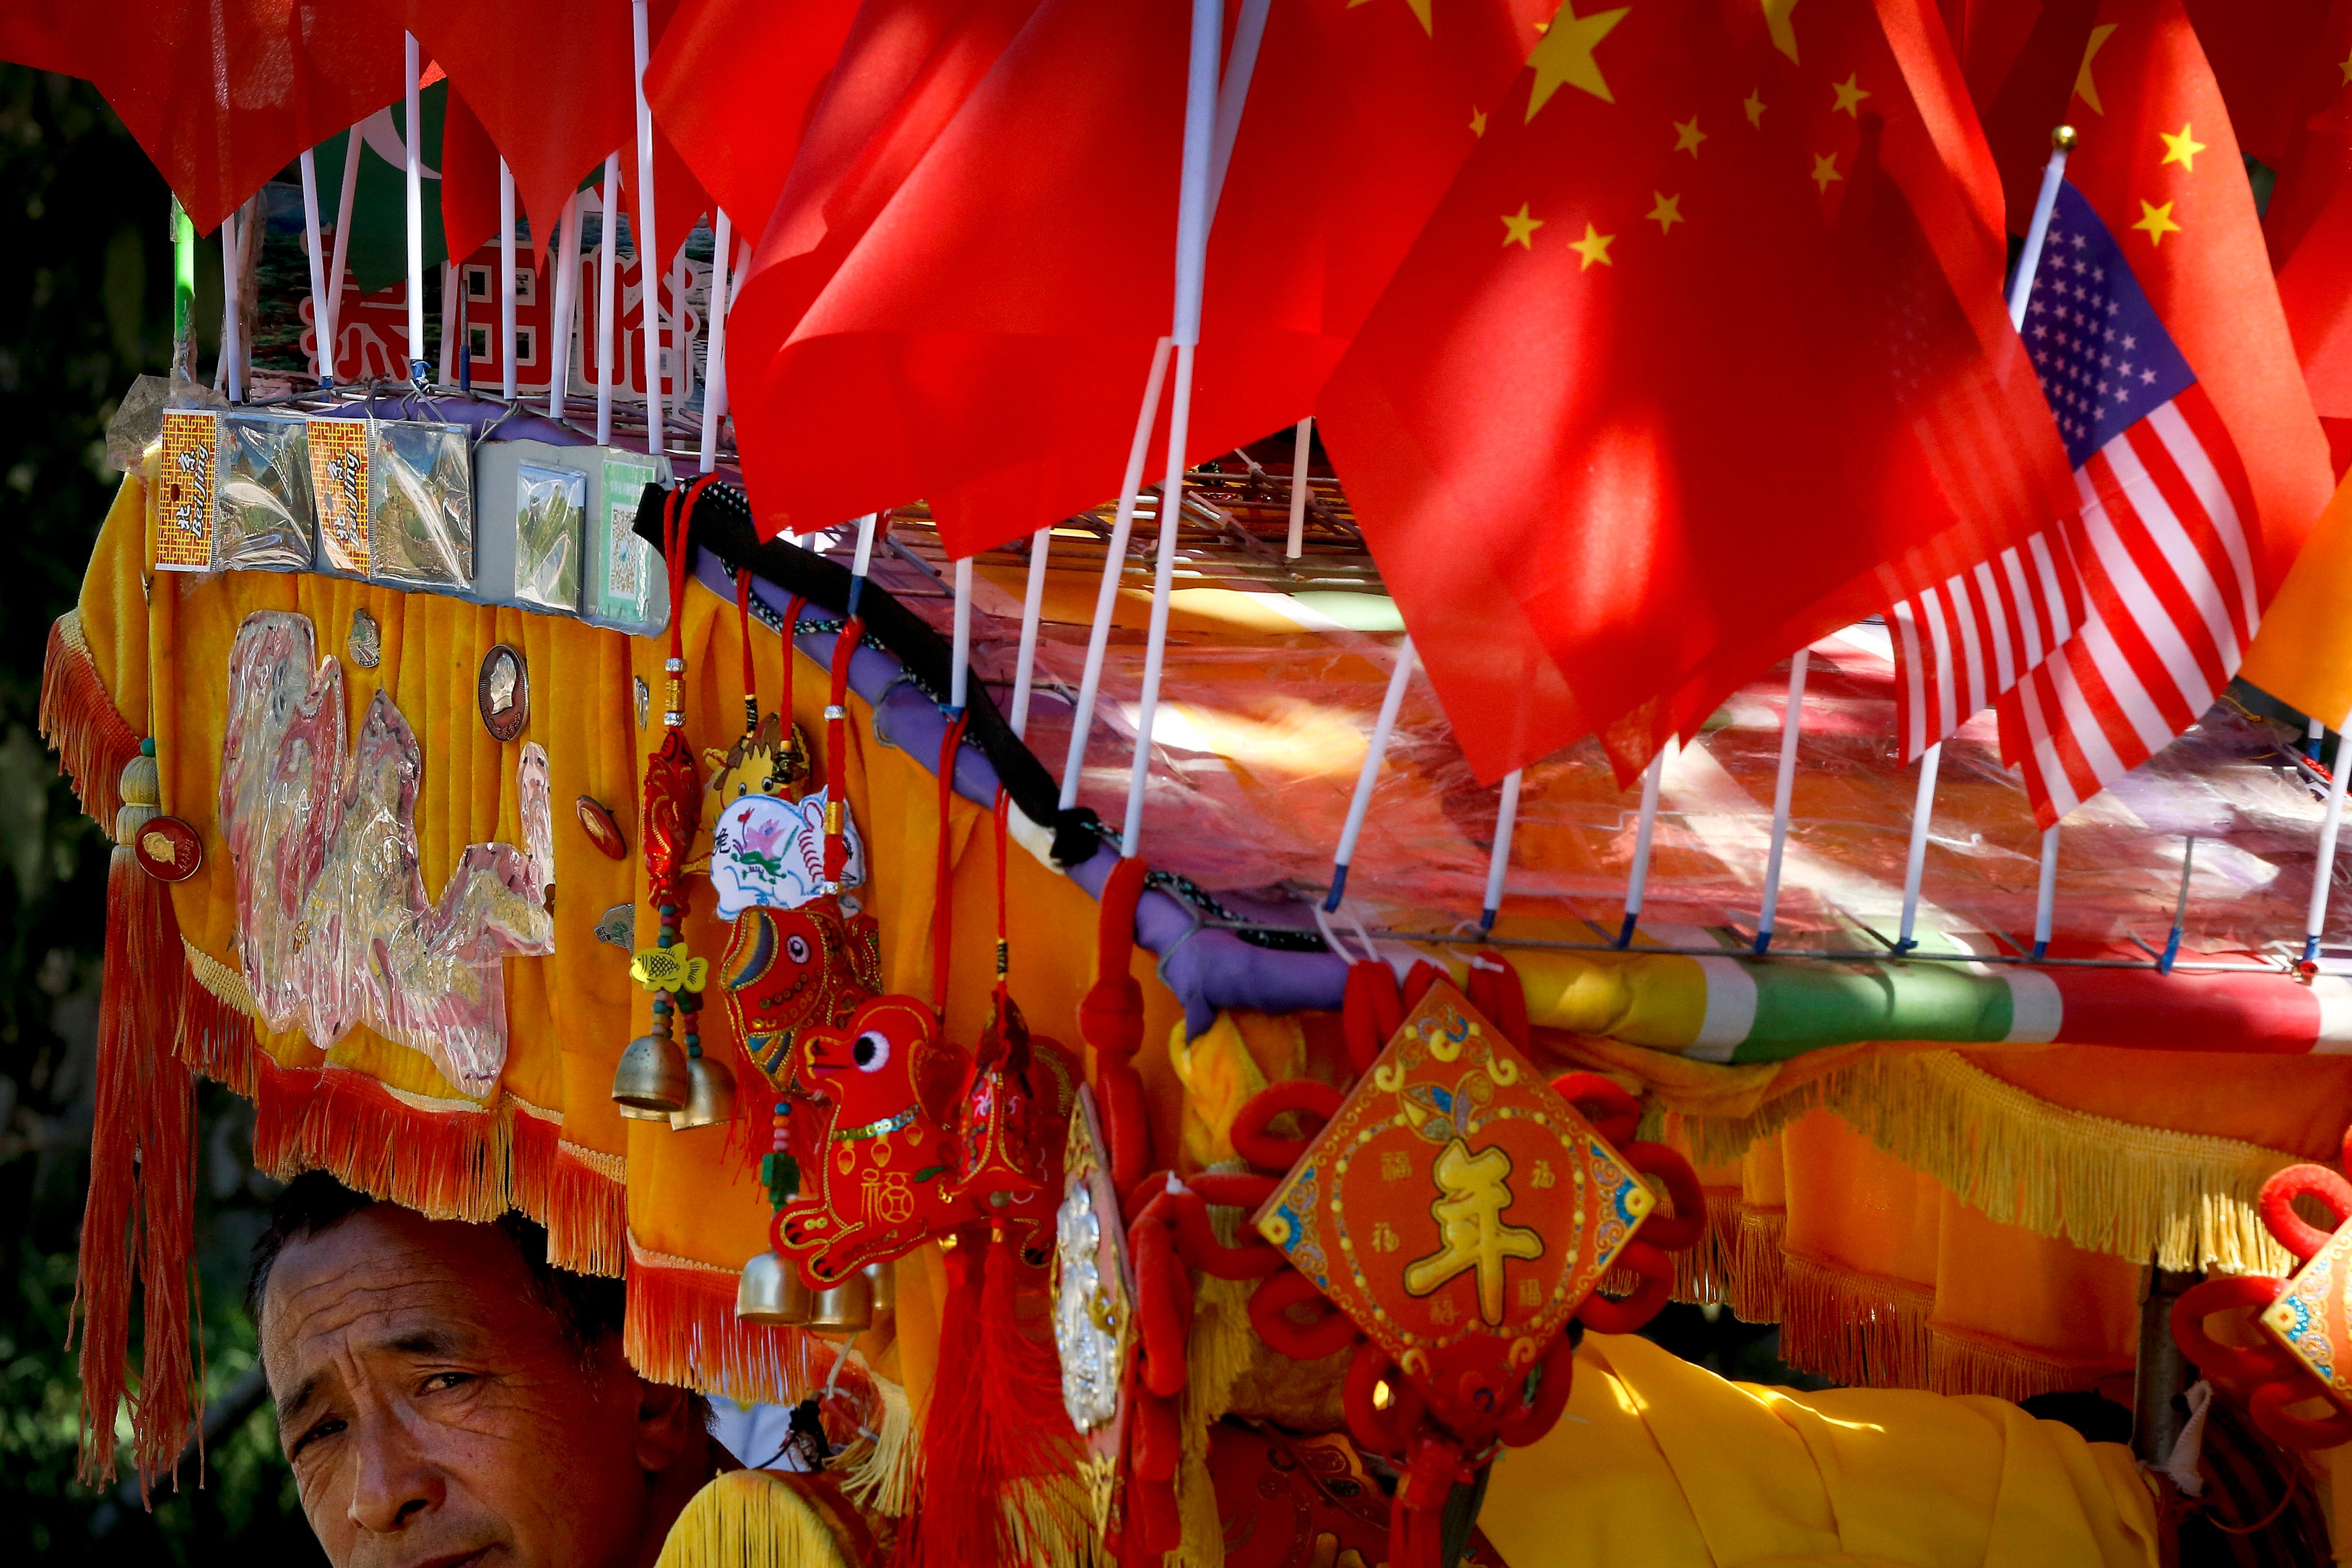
(0, 65, 326, 1566)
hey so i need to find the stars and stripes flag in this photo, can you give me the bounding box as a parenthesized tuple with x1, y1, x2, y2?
(1996, 179, 2262, 820)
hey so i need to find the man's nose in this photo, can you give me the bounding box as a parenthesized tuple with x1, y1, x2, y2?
(347, 1409, 444, 1536)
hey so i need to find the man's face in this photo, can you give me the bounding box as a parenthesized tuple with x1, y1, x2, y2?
(260, 1206, 692, 1568)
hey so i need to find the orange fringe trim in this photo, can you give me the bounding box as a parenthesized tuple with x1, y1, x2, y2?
(1928, 1328, 2132, 1403)
(40, 612, 140, 829)
(1666, 1185, 1744, 1307)
(624, 1238, 830, 1405)
(508, 1102, 629, 1277)
(1776, 1252, 1935, 1390)
(1728, 1203, 1787, 1327)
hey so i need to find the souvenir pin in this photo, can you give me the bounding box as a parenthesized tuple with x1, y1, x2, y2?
(346, 607, 381, 669)
(594, 903, 635, 951)
(134, 816, 204, 882)
(576, 795, 627, 859)
(478, 643, 528, 742)
(1055, 1086, 1134, 1539)
(634, 676, 649, 731)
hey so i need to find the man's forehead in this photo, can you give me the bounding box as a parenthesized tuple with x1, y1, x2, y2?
(263, 1208, 534, 1353)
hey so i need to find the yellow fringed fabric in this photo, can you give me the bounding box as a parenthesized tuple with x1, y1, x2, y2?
(653, 1470, 867, 1568)
(1481, 1333, 2159, 1567)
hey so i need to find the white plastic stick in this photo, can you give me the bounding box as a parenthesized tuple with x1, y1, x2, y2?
(2032, 826, 2060, 958)
(1285, 416, 1311, 560)
(949, 557, 974, 713)
(1480, 767, 1522, 932)
(500, 159, 518, 399)
(1324, 635, 1416, 910)
(403, 33, 426, 384)
(631, 0, 663, 446)
(1121, 0, 1227, 859)
(1897, 742, 1942, 951)
(548, 192, 578, 421)
(438, 259, 457, 387)
(596, 157, 621, 446)
(326, 130, 360, 372)
(699, 208, 732, 473)
(2307, 710, 2352, 962)
(220, 211, 244, 401)
(1010, 527, 1052, 740)
(1620, 745, 1668, 946)
(1058, 337, 1173, 810)
(299, 150, 331, 384)
(847, 511, 879, 616)
(1752, 650, 1810, 953)
(2007, 137, 2073, 329)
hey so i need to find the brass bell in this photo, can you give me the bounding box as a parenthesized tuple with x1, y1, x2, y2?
(804, 1266, 874, 1334)
(866, 1260, 896, 1320)
(736, 1250, 814, 1326)
(612, 1032, 690, 1117)
(669, 1052, 738, 1130)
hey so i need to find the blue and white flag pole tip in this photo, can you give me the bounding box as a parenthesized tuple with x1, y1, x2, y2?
(1615, 912, 1639, 949)
(1323, 864, 1350, 914)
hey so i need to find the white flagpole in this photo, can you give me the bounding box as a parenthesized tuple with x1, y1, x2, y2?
(949, 557, 974, 715)
(631, 0, 663, 450)
(2020, 127, 2079, 963)
(1752, 650, 1810, 953)
(699, 208, 733, 473)
(1285, 416, 1311, 560)
(848, 511, 879, 615)
(1480, 767, 1522, 933)
(1619, 744, 1668, 947)
(403, 33, 427, 387)
(325, 129, 360, 379)
(596, 156, 621, 446)
(2307, 709, 2352, 963)
(439, 260, 458, 388)
(500, 160, 518, 399)
(1897, 129, 2073, 957)
(219, 211, 244, 402)
(299, 150, 331, 385)
(2032, 828, 2060, 958)
(1058, 337, 1173, 809)
(1324, 635, 1415, 911)
(1009, 528, 1052, 739)
(1122, 0, 1228, 858)
(548, 192, 579, 422)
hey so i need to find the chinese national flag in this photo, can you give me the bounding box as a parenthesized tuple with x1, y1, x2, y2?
(1317, 0, 2078, 781)
(727, 0, 1547, 553)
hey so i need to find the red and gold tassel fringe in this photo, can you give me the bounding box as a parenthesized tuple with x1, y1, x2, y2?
(1727, 1203, 1788, 1327)
(507, 1103, 628, 1277)
(71, 839, 200, 1493)
(623, 1239, 826, 1405)
(39, 613, 140, 829)
(1775, 1252, 1934, 1390)
(250, 1060, 504, 1225)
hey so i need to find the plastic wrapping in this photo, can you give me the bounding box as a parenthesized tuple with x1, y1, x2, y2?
(512, 462, 585, 612)
(215, 412, 315, 569)
(218, 611, 555, 1096)
(368, 420, 475, 592)
(586, 451, 667, 633)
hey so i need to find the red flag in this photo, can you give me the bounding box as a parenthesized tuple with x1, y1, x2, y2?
(1319, 0, 2079, 781)
(644, 0, 862, 239)
(404, 0, 637, 261)
(0, 1, 405, 235)
(439, 85, 503, 261)
(2265, 1, 2352, 473)
(620, 113, 712, 280)
(729, 0, 1546, 551)
(1998, 0, 2331, 821)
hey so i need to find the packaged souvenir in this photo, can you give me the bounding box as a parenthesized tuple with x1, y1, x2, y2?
(368, 419, 476, 592)
(306, 418, 371, 576)
(584, 450, 671, 634)
(153, 409, 315, 573)
(471, 438, 594, 615)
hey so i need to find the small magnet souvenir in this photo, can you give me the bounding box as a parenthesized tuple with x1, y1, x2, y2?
(631, 944, 709, 992)
(709, 790, 865, 919)
(576, 795, 627, 859)
(347, 607, 381, 669)
(478, 644, 528, 741)
(594, 903, 635, 950)
(134, 815, 204, 881)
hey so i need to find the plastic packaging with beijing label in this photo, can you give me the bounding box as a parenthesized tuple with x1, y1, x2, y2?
(155, 410, 315, 573)
(307, 419, 372, 576)
(512, 464, 586, 613)
(368, 420, 476, 592)
(585, 452, 669, 634)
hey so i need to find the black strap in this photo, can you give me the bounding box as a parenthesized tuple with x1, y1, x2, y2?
(634, 480, 1104, 867)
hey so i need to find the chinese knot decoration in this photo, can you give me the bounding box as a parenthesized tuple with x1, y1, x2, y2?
(2172, 1125, 2352, 1450)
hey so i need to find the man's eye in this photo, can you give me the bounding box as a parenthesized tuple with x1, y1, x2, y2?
(421, 1371, 475, 1393)
(289, 1417, 346, 1459)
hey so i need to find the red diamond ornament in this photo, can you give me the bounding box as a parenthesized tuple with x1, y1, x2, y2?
(1251, 980, 1652, 1384)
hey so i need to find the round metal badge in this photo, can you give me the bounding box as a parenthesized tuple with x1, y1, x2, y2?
(134, 816, 204, 882)
(478, 644, 529, 741)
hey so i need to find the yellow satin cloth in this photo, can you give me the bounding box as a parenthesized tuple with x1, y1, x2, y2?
(1480, 1334, 2158, 1568)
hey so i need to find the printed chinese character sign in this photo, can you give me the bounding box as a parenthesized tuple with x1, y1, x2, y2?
(1252, 981, 1651, 1381)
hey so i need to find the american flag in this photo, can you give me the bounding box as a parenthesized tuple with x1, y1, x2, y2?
(1995, 181, 2262, 825)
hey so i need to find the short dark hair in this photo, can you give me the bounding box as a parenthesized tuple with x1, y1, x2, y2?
(249, 1171, 625, 1364)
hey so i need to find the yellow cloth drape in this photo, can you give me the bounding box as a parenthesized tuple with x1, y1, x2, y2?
(1479, 1333, 2158, 1568)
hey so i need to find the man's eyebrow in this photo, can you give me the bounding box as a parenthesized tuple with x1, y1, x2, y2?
(276, 1370, 327, 1428)
(377, 1326, 467, 1358)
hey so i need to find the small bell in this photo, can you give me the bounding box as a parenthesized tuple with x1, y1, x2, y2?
(612, 1032, 690, 1116)
(866, 1259, 896, 1320)
(736, 1250, 816, 1326)
(804, 1266, 874, 1334)
(669, 1052, 739, 1129)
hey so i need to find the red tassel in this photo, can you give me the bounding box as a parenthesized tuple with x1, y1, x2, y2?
(902, 1236, 1083, 1567)
(38, 614, 141, 829)
(72, 843, 199, 1495)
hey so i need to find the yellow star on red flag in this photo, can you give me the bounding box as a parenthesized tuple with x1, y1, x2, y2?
(1500, 203, 1544, 249)
(2132, 198, 2181, 245)
(1568, 222, 1616, 268)
(1831, 74, 1868, 117)
(2159, 122, 2205, 171)
(1646, 192, 1684, 234)
(1810, 152, 1841, 193)
(1526, 3, 1631, 119)
(1673, 115, 1706, 156)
